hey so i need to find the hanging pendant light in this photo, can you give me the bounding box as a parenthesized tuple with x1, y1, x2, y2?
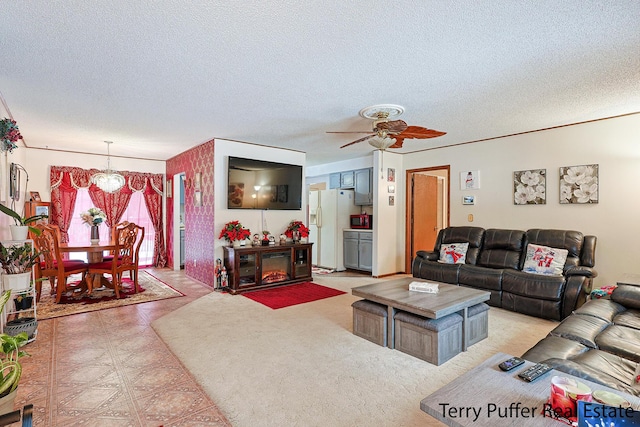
(91, 140, 125, 193)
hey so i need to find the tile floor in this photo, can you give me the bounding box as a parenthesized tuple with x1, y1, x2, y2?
(14, 268, 232, 426)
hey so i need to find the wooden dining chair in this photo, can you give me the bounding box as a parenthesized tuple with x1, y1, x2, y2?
(31, 224, 90, 303)
(103, 221, 130, 262)
(88, 222, 143, 297)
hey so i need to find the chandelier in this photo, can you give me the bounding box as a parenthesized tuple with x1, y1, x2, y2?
(91, 141, 125, 193)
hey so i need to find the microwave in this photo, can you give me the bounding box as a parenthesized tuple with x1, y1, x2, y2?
(350, 214, 372, 229)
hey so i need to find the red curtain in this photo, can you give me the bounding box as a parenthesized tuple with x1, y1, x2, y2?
(49, 170, 81, 243)
(142, 176, 168, 267)
(88, 183, 133, 228)
(50, 166, 167, 267)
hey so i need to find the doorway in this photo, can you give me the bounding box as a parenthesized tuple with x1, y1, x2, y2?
(172, 173, 186, 271)
(405, 166, 450, 273)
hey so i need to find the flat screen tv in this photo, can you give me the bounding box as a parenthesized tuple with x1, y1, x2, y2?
(227, 156, 303, 210)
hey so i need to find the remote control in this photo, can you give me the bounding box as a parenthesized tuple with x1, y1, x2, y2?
(499, 357, 525, 371)
(518, 363, 552, 382)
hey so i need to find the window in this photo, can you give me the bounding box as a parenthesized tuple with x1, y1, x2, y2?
(68, 189, 154, 265)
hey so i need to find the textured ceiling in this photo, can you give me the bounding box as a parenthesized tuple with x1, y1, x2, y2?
(2, 1, 639, 166)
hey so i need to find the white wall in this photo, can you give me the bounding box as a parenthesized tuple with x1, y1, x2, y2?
(25, 149, 165, 199)
(373, 150, 404, 276)
(305, 155, 373, 179)
(214, 140, 306, 260)
(0, 148, 165, 240)
(403, 113, 640, 288)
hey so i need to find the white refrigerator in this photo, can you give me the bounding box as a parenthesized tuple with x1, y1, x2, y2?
(308, 189, 360, 271)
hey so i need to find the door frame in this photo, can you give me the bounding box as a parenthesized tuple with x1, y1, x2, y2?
(172, 172, 186, 271)
(405, 165, 451, 273)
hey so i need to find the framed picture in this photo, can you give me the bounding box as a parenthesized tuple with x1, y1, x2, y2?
(388, 185, 395, 193)
(166, 180, 172, 198)
(513, 169, 546, 205)
(462, 195, 475, 205)
(389, 195, 395, 206)
(559, 164, 599, 204)
(194, 191, 202, 207)
(228, 183, 244, 207)
(194, 172, 202, 190)
(460, 170, 480, 190)
(277, 185, 288, 203)
(387, 168, 395, 182)
(269, 185, 278, 202)
(30, 191, 41, 201)
(35, 205, 49, 216)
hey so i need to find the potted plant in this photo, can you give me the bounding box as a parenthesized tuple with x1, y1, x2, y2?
(218, 221, 251, 247)
(0, 118, 22, 154)
(284, 220, 310, 243)
(0, 242, 40, 292)
(0, 203, 48, 240)
(0, 290, 29, 415)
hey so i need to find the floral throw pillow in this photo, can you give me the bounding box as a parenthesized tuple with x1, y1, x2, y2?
(438, 242, 469, 264)
(522, 244, 569, 275)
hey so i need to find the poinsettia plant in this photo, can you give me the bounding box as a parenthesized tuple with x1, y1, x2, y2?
(0, 118, 22, 153)
(284, 220, 309, 238)
(219, 221, 251, 243)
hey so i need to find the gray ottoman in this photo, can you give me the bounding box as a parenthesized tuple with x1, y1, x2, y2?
(467, 303, 490, 347)
(352, 300, 388, 346)
(394, 310, 463, 365)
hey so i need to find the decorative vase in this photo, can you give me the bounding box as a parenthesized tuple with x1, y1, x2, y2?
(9, 225, 28, 241)
(90, 225, 100, 244)
(232, 240, 242, 248)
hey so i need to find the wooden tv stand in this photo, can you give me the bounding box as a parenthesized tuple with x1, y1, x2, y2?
(223, 243, 313, 294)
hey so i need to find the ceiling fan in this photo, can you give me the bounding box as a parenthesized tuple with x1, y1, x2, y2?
(327, 104, 446, 150)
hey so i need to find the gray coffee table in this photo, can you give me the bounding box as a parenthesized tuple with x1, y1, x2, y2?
(351, 278, 490, 351)
(420, 352, 640, 426)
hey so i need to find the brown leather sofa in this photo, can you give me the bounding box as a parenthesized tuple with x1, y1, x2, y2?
(522, 283, 640, 396)
(411, 226, 597, 320)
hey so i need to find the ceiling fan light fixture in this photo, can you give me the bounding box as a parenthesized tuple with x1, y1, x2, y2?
(91, 141, 125, 193)
(369, 135, 396, 150)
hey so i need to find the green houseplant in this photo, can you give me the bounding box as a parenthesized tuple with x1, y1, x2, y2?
(0, 242, 40, 292)
(0, 290, 29, 414)
(0, 243, 40, 275)
(0, 203, 48, 240)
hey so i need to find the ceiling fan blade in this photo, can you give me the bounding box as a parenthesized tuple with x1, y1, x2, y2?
(376, 120, 408, 133)
(340, 134, 375, 148)
(397, 126, 446, 139)
(326, 131, 374, 134)
(387, 126, 446, 149)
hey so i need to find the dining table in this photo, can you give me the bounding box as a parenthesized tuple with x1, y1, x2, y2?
(59, 241, 117, 293)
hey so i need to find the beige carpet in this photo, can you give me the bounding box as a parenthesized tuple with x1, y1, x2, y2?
(37, 270, 184, 319)
(152, 273, 558, 427)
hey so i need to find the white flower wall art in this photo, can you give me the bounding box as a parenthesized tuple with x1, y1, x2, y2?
(559, 164, 599, 204)
(514, 169, 546, 205)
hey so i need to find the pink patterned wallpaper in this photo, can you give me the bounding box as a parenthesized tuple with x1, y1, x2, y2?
(166, 139, 215, 286)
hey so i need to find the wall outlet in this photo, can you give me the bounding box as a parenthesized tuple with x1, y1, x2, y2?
(194, 259, 197, 267)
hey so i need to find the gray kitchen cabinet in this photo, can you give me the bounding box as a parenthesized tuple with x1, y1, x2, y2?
(343, 231, 360, 269)
(329, 173, 341, 189)
(343, 230, 372, 272)
(340, 171, 355, 188)
(354, 168, 373, 205)
(358, 232, 373, 271)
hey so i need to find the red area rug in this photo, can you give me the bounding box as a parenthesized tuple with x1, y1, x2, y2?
(242, 282, 346, 309)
